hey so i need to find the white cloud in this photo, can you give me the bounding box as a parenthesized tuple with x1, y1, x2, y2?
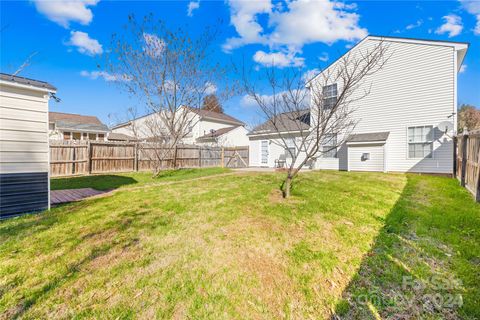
(68, 31, 103, 55)
(436, 15, 463, 37)
(268, 0, 367, 48)
(33, 0, 99, 28)
(187, 1, 200, 17)
(460, 0, 480, 35)
(223, 0, 272, 52)
(406, 19, 423, 30)
(253, 50, 305, 68)
(318, 52, 329, 62)
(459, 64, 467, 73)
(143, 33, 165, 57)
(204, 82, 217, 95)
(224, 0, 367, 56)
(80, 70, 130, 82)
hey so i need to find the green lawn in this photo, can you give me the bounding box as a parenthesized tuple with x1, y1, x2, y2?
(1, 170, 479, 319)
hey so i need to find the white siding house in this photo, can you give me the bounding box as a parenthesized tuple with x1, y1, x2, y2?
(0, 73, 56, 217)
(111, 106, 248, 147)
(248, 36, 468, 174)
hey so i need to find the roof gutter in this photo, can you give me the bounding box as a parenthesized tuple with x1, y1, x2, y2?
(0, 79, 57, 94)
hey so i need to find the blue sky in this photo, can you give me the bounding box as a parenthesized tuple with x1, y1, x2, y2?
(1, 0, 479, 126)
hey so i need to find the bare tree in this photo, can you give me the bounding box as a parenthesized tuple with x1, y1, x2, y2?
(202, 94, 223, 113)
(105, 14, 231, 174)
(243, 41, 389, 197)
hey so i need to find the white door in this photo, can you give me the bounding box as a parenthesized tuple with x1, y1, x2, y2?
(261, 140, 269, 166)
(348, 144, 385, 172)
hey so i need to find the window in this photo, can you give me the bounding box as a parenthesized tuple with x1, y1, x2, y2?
(322, 134, 337, 158)
(63, 132, 71, 140)
(98, 134, 105, 141)
(83, 133, 88, 140)
(408, 126, 433, 158)
(322, 84, 337, 110)
(285, 138, 296, 158)
(261, 140, 268, 164)
(72, 132, 81, 140)
(89, 133, 97, 140)
(49, 123, 55, 131)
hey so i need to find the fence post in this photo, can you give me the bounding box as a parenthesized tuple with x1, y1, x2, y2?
(72, 144, 76, 175)
(134, 143, 138, 172)
(88, 142, 93, 174)
(198, 146, 202, 168)
(221, 147, 224, 168)
(453, 136, 457, 179)
(460, 135, 468, 187)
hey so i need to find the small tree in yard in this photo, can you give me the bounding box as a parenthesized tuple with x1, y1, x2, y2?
(243, 42, 389, 198)
(105, 15, 230, 174)
(458, 104, 480, 133)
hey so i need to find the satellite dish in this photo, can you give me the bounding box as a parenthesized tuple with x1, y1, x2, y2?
(438, 121, 454, 134)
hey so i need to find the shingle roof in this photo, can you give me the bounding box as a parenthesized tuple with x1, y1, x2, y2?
(0, 73, 56, 91)
(347, 131, 390, 143)
(108, 132, 137, 141)
(50, 112, 109, 132)
(185, 107, 244, 125)
(249, 109, 310, 135)
(197, 126, 239, 140)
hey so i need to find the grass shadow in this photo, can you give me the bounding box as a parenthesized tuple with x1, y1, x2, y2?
(51, 175, 138, 191)
(333, 174, 480, 319)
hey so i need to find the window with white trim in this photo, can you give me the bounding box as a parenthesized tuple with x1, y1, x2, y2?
(408, 126, 433, 158)
(285, 138, 296, 158)
(322, 84, 337, 110)
(322, 134, 337, 158)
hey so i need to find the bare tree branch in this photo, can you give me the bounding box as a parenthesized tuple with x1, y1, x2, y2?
(242, 41, 390, 198)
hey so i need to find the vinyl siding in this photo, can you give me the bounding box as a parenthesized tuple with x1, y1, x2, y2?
(348, 144, 385, 172)
(0, 82, 51, 217)
(311, 38, 456, 173)
(0, 172, 49, 218)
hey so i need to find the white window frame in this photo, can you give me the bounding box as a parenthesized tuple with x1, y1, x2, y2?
(285, 138, 296, 158)
(407, 125, 434, 159)
(322, 134, 338, 158)
(322, 84, 338, 110)
(260, 140, 269, 165)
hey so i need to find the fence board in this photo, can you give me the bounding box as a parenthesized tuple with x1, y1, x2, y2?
(454, 133, 480, 202)
(49, 141, 248, 177)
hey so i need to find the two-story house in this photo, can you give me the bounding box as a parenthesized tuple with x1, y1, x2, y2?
(248, 35, 468, 174)
(111, 106, 249, 147)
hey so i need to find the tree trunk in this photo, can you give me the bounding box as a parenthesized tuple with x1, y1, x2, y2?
(283, 175, 292, 198)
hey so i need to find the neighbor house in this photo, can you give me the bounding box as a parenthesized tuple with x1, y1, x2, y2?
(0, 73, 56, 218)
(111, 106, 248, 147)
(49, 112, 109, 141)
(249, 36, 468, 174)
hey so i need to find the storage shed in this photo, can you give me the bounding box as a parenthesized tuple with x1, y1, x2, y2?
(0, 73, 56, 218)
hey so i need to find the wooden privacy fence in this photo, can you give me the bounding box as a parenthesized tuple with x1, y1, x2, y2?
(49, 141, 249, 177)
(454, 132, 480, 202)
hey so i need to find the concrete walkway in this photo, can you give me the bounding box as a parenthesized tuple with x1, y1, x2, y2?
(51, 188, 109, 205)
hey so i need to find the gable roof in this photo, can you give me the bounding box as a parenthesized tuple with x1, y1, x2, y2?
(49, 112, 109, 132)
(197, 126, 240, 140)
(249, 109, 310, 135)
(184, 107, 244, 125)
(0, 73, 57, 92)
(306, 35, 469, 85)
